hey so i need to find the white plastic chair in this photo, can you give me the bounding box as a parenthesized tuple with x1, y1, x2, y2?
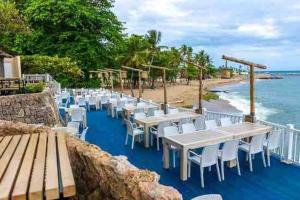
(181, 123, 196, 134)
(134, 112, 146, 120)
(191, 194, 223, 200)
(188, 144, 221, 188)
(100, 96, 109, 109)
(147, 107, 158, 117)
(124, 119, 144, 149)
(88, 96, 98, 110)
(150, 121, 171, 151)
(77, 97, 87, 108)
(80, 127, 89, 141)
(239, 134, 266, 172)
(70, 108, 83, 125)
(264, 130, 281, 166)
(194, 115, 205, 131)
(220, 117, 233, 127)
(177, 118, 192, 133)
(154, 110, 164, 117)
(115, 100, 125, 119)
(163, 126, 180, 168)
(205, 120, 218, 130)
(137, 102, 146, 108)
(218, 140, 241, 180)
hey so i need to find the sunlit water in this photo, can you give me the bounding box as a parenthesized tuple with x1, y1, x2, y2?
(215, 71, 300, 128)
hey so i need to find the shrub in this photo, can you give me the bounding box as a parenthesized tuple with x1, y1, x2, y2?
(21, 55, 83, 88)
(25, 82, 45, 93)
(203, 92, 219, 101)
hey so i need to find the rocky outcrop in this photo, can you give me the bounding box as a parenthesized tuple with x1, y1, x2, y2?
(0, 120, 182, 200)
(0, 89, 61, 126)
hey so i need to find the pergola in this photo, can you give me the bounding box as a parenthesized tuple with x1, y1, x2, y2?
(222, 55, 267, 122)
(121, 66, 144, 102)
(142, 64, 170, 114)
(183, 60, 206, 114)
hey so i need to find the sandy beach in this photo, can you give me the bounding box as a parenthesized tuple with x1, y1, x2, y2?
(122, 77, 244, 113)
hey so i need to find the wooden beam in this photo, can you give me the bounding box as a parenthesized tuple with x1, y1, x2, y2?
(142, 64, 170, 70)
(121, 66, 143, 72)
(222, 55, 267, 69)
(138, 71, 142, 102)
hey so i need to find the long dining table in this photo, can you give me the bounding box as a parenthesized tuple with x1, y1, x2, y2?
(135, 112, 201, 148)
(162, 122, 273, 181)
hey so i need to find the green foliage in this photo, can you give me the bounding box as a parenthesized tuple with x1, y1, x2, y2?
(0, 1, 30, 53)
(25, 82, 45, 93)
(21, 55, 83, 87)
(203, 92, 219, 101)
(18, 0, 124, 72)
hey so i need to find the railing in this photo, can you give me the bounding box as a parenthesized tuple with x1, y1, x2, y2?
(205, 110, 300, 165)
(23, 74, 61, 94)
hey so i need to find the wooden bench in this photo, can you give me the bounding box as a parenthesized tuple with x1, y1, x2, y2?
(0, 133, 76, 200)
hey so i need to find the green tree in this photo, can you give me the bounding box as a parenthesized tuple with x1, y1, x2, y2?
(19, 0, 124, 74)
(0, 1, 29, 53)
(145, 29, 162, 64)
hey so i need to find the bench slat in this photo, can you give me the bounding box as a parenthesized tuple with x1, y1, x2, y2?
(0, 135, 30, 200)
(57, 134, 76, 197)
(29, 133, 47, 200)
(0, 135, 21, 180)
(0, 136, 12, 159)
(45, 133, 59, 200)
(12, 134, 39, 200)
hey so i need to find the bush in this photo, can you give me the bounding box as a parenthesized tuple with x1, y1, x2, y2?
(21, 55, 83, 88)
(203, 92, 219, 101)
(25, 82, 45, 93)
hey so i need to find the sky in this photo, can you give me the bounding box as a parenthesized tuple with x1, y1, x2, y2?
(113, 0, 300, 70)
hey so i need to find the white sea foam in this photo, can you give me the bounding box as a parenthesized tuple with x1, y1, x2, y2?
(218, 92, 277, 121)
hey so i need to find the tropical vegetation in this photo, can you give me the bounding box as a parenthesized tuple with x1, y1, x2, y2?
(0, 0, 217, 88)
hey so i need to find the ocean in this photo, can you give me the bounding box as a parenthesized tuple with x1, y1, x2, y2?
(216, 71, 300, 128)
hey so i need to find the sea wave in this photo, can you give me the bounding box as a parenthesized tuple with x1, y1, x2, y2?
(218, 92, 277, 121)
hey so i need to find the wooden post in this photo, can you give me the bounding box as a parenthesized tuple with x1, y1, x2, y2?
(119, 71, 123, 96)
(163, 69, 168, 114)
(110, 71, 114, 92)
(249, 65, 255, 121)
(138, 71, 142, 102)
(197, 68, 203, 114)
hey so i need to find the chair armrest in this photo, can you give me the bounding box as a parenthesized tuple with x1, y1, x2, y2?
(188, 150, 201, 158)
(150, 127, 157, 133)
(239, 140, 250, 146)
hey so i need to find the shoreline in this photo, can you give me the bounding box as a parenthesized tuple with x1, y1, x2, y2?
(122, 77, 245, 114)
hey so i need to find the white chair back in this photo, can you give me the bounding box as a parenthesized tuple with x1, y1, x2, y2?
(157, 121, 171, 137)
(201, 144, 220, 167)
(154, 110, 164, 117)
(194, 115, 205, 130)
(220, 118, 233, 127)
(125, 119, 134, 136)
(250, 134, 266, 154)
(134, 112, 146, 120)
(137, 102, 146, 108)
(181, 123, 196, 134)
(205, 120, 218, 130)
(134, 108, 144, 113)
(80, 127, 89, 141)
(70, 104, 79, 109)
(88, 96, 97, 105)
(78, 97, 86, 106)
(147, 107, 158, 117)
(163, 126, 179, 137)
(70, 108, 83, 122)
(220, 140, 239, 161)
(267, 130, 281, 150)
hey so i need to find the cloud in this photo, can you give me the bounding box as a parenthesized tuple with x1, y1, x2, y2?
(113, 0, 300, 70)
(237, 19, 280, 39)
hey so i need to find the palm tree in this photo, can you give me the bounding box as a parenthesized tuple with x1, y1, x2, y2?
(145, 30, 162, 64)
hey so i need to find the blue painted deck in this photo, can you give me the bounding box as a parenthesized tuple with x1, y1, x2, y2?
(84, 110, 300, 200)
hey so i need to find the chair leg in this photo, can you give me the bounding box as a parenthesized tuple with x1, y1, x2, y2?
(221, 161, 224, 180)
(236, 157, 241, 176)
(150, 134, 153, 146)
(172, 151, 176, 168)
(267, 149, 271, 167)
(157, 137, 160, 151)
(262, 151, 266, 167)
(200, 166, 204, 188)
(188, 160, 191, 178)
(125, 133, 129, 145)
(139, 135, 141, 143)
(216, 161, 221, 182)
(246, 152, 249, 161)
(249, 153, 253, 172)
(209, 166, 211, 172)
(131, 135, 135, 149)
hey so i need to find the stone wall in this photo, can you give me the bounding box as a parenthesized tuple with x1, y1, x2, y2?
(0, 89, 61, 126)
(0, 120, 183, 200)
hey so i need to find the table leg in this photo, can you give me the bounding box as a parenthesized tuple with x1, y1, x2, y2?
(144, 124, 150, 148)
(163, 140, 170, 169)
(180, 147, 188, 181)
(65, 112, 69, 125)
